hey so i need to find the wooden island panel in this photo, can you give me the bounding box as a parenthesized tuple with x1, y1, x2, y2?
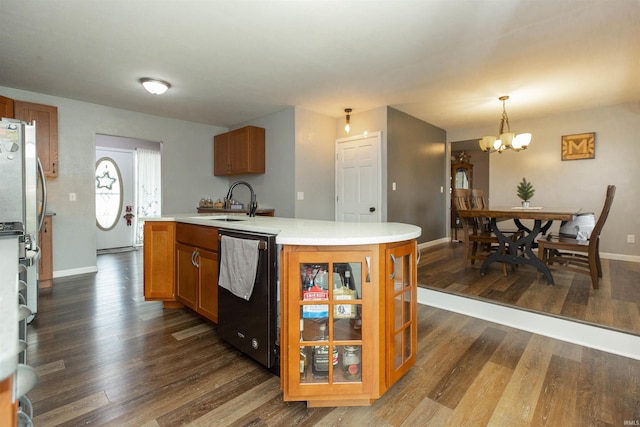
(280, 240, 417, 407)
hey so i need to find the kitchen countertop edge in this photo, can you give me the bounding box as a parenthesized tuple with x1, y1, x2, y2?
(145, 214, 421, 245)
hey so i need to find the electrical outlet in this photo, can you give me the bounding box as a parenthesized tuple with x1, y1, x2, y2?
(627, 234, 635, 244)
(69, 192, 77, 201)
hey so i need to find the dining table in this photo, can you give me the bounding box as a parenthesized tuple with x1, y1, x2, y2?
(456, 206, 581, 285)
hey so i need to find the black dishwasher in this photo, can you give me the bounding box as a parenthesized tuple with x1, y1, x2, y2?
(217, 229, 279, 373)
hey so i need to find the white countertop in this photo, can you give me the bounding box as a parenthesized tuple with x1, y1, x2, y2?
(146, 214, 421, 245)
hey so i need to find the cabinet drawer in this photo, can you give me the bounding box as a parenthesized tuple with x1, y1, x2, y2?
(176, 223, 218, 251)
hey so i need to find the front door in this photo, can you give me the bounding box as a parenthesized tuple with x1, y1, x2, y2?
(95, 148, 135, 250)
(335, 132, 381, 222)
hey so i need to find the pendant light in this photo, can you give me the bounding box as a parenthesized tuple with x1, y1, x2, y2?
(344, 108, 352, 134)
(479, 96, 531, 153)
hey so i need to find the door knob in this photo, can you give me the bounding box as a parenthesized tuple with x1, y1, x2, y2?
(369, 207, 376, 212)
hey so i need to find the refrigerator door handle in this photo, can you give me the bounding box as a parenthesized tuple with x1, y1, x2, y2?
(37, 157, 47, 232)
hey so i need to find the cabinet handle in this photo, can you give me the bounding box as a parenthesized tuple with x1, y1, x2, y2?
(192, 250, 200, 268)
(365, 256, 371, 283)
(389, 254, 396, 280)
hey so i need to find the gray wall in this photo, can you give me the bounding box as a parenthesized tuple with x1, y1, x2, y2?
(448, 102, 640, 259)
(1, 85, 226, 276)
(229, 107, 296, 218)
(294, 107, 336, 220)
(387, 107, 447, 243)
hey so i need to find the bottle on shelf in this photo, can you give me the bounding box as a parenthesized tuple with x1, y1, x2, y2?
(312, 324, 329, 378)
(302, 267, 313, 291)
(311, 323, 338, 378)
(334, 269, 356, 319)
(342, 345, 361, 381)
(315, 267, 327, 290)
(302, 265, 328, 319)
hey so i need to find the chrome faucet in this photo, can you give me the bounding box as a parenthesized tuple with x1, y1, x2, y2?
(225, 181, 258, 217)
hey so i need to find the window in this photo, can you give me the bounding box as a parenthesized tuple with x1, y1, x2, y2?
(95, 157, 123, 231)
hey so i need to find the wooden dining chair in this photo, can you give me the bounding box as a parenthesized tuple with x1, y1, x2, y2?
(537, 185, 616, 289)
(471, 187, 524, 245)
(473, 187, 525, 234)
(454, 189, 509, 276)
(470, 189, 490, 232)
(470, 188, 488, 209)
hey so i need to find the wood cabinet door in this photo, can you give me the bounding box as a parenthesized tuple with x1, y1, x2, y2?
(213, 132, 230, 175)
(213, 126, 265, 176)
(143, 221, 176, 300)
(38, 215, 53, 288)
(0, 377, 17, 427)
(176, 242, 198, 310)
(0, 95, 14, 118)
(228, 127, 250, 174)
(197, 248, 218, 323)
(14, 101, 58, 177)
(282, 246, 379, 404)
(384, 241, 417, 387)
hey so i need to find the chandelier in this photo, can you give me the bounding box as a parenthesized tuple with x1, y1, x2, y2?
(479, 96, 531, 153)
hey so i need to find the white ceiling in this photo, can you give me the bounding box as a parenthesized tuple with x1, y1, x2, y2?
(1, 0, 638, 130)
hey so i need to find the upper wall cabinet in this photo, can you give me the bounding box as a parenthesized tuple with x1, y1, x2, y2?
(14, 101, 59, 178)
(0, 95, 15, 118)
(214, 125, 265, 176)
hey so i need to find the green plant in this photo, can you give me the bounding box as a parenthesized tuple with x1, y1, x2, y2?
(516, 177, 535, 201)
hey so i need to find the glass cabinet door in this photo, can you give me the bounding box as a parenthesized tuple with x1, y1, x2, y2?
(286, 250, 375, 398)
(386, 241, 417, 385)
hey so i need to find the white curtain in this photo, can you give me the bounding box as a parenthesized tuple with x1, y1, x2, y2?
(135, 148, 161, 245)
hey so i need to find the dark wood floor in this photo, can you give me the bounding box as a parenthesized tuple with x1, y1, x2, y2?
(27, 249, 640, 426)
(419, 241, 640, 336)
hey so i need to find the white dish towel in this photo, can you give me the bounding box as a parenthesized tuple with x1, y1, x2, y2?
(218, 235, 260, 300)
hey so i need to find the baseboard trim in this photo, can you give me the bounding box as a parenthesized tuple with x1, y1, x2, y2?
(53, 266, 98, 278)
(600, 252, 640, 263)
(418, 288, 640, 361)
(418, 237, 449, 251)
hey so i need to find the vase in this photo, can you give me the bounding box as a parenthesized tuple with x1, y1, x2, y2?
(521, 201, 530, 209)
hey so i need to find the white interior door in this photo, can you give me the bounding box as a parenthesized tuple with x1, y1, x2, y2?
(335, 132, 381, 222)
(96, 148, 135, 250)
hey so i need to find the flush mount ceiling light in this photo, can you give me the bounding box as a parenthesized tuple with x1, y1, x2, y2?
(479, 96, 531, 153)
(344, 108, 352, 134)
(140, 78, 171, 95)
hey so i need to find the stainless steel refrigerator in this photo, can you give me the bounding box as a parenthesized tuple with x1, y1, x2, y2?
(0, 118, 47, 322)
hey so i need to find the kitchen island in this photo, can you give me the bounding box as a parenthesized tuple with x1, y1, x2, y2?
(143, 214, 421, 407)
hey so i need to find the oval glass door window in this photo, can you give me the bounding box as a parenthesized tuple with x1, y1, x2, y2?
(95, 157, 123, 231)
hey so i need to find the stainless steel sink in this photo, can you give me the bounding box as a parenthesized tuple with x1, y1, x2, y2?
(190, 216, 246, 222)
